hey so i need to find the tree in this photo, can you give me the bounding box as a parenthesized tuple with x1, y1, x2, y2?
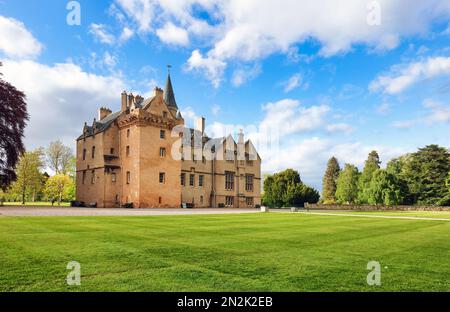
(46, 141, 74, 174)
(446, 172, 450, 192)
(9, 149, 44, 204)
(0, 62, 29, 189)
(366, 169, 404, 205)
(386, 154, 413, 204)
(403, 145, 450, 205)
(44, 174, 74, 205)
(262, 169, 320, 208)
(335, 164, 360, 204)
(357, 150, 381, 203)
(322, 156, 341, 203)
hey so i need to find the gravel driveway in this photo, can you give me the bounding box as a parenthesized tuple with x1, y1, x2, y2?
(0, 206, 260, 217)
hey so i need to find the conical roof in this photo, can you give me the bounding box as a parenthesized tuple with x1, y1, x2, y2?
(164, 73, 178, 109)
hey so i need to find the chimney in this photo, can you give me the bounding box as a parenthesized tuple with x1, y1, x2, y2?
(98, 107, 112, 121)
(121, 91, 128, 112)
(128, 93, 135, 107)
(196, 117, 205, 135)
(153, 86, 163, 98)
(237, 129, 245, 161)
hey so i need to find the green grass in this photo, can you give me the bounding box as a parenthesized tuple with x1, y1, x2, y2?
(0, 213, 449, 292)
(307, 210, 450, 219)
(2, 202, 70, 207)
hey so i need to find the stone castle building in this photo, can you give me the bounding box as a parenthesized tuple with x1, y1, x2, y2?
(76, 71, 261, 208)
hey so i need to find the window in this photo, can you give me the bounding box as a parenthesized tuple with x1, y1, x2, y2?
(200, 196, 204, 205)
(247, 160, 254, 166)
(126, 146, 130, 157)
(91, 170, 95, 184)
(163, 111, 168, 118)
(160, 130, 166, 139)
(92, 146, 95, 159)
(199, 175, 204, 187)
(202, 156, 206, 164)
(159, 172, 166, 184)
(240, 160, 245, 166)
(245, 174, 254, 192)
(225, 171, 234, 190)
(159, 197, 162, 204)
(127, 129, 130, 138)
(110, 148, 115, 155)
(225, 196, 234, 207)
(160, 147, 166, 157)
(189, 174, 195, 186)
(111, 173, 116, 183)
(126, 171, 131, 184)
(82, 149, 86, 160)
(181, 173, 185, 186)
(246, 197, 253, 207)
(82, 171, 86, 184)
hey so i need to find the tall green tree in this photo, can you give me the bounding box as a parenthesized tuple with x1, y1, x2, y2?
(0, 62, 29, 188)
(322, 156, 340, 203)
(386, 154, 413, 204)
(357, 150, 381, 203)
(403, 145, 450, 205)
(44, 174, 74, 205)
(262, 169, 320, 207)
(335, 164, 360, 204)
(9, 149, 44, 204)
(46, 140, 74, 175)
(367, 169, 404, 205)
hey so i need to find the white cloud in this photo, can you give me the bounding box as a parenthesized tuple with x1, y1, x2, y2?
(370, 56, 450, 94)
(156, 22, 189, 46)
(211, 104, 220, 116)
(423, 99, 450, 124)
(89, 23, 116, 45)
(1, 60, 127, 150)
(114, 0, 450, 87)
(391, 98, 450, 128)
(0, 16, 43, 59)
(102, 52, 117, 68)
(231, 64, 262, 87)
(283, 73, 307, 92)
(260, 99, 330, 137)
(186, 50, 226, 88)
(119, 26, 134, 43)
(326, 123, 354, 134)
(375, 102, 390, 115)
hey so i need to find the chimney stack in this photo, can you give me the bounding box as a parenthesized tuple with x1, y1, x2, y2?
(121, 91, 128, 112)
(196, 117, 205, 135)
(153, 86, 163, 98)
(98, 107, 112, 121)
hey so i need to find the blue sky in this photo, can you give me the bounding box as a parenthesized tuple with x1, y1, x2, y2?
(1, 0, 450, 190)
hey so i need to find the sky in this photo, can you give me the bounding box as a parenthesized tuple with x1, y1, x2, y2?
(1, 0, 450, 191)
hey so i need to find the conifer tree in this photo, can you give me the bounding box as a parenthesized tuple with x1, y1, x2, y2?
(357, 150, 381, 203)
(335, 164, 360, 204)
(322, 156, 340, 203)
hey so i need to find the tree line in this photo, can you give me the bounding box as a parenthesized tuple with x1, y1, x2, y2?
(0, 141, 76, 205)
(322, 145, 450, 206)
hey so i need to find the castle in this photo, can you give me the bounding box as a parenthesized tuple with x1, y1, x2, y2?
(75, 71, 261, 208)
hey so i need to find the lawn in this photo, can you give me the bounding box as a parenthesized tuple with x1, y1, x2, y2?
(0, 213, 449, 292)
(304, 210, 450, 219)
(2, 202, 70, 207)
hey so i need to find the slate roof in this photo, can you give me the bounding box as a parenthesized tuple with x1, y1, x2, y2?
(164, 74, 178, 109)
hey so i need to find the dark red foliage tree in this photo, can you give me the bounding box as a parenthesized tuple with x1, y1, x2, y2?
(0, 62, 29, 189)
